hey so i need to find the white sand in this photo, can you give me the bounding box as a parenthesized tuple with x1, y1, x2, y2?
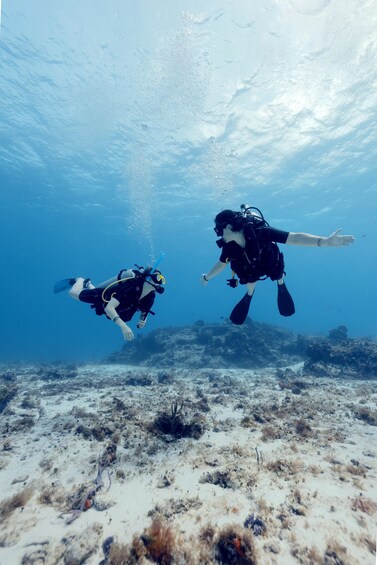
(0, 363, 376, 564)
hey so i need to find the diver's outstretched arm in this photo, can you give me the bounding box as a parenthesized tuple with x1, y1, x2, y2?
(201, 261, 228, 285)
(286, 229, 355, 247)
(104, 297, 134, 341)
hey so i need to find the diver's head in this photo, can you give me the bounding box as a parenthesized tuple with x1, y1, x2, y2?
(214, 210, 243, 236)
(148, 269, 164, 284)
(144, 268, 166, 294)
(135, 264, 166, 294)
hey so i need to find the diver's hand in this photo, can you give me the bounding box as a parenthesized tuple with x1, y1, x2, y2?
(200, 274, 209, 286)
(137, 319, 146, 329)
(120, 323, 134, 341)
(323, 229, 355, 247)
(114, 318, 134, 341)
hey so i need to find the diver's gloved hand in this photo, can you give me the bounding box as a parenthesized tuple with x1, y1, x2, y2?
(323, 229, 355, 247)
(114, 318, 134, 341)
(137, 312, 147, 329)
(200, 274, 209, 286)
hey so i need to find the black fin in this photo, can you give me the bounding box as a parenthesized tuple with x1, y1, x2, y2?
(277, 281, 295, 316)
(230, 292, 253, 325)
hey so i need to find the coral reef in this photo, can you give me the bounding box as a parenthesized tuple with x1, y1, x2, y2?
(106, 320, 304, 368)
(105, 321, 377, 380)
(303, 336, 377, 379)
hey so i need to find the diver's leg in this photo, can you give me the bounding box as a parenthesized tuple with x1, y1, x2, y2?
(69, 278, 85, 300)
(69, 278, 96, 300)
(83, 278, 95, 290)
(246, 281, 257, 296)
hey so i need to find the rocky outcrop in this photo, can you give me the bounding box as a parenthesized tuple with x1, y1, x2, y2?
(105, 321, 377, 378)
(303, 337, 377, 379)
(105, 319, 303, 369)
(0, 372, 17, 414)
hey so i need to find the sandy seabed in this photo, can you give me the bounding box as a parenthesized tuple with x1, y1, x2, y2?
(0, 363, 376, 565)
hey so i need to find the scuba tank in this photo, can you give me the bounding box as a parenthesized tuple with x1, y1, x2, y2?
(97, 269, 136, 304)
(97, 252, 165, 288)
(98, 253, 166, 302)
(240, 204, 265, 223)
(96, 269, 135, 289)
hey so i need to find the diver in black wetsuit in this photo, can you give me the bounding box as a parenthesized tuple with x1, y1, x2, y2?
(55, 267, 165, 341)
(201, 205, 355, 325)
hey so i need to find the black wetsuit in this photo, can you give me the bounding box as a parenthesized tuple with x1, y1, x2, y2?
(79, 277, 155, 322)
(219, 224, 289, 284)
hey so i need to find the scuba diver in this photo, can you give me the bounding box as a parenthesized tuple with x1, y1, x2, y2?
(54, 265, 166, 341)
(201, 205, 355, 325)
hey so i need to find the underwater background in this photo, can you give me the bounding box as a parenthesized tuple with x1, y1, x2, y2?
(0, 0, 376, 362)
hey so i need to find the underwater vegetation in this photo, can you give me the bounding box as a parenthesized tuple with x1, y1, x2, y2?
(0, 335, 376, 564)
(100, 519, 259, 564)
(106, 321, 377, 380)
(150, 401, 206, 440)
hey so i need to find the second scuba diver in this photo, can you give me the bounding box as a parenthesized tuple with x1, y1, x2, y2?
(201, 205, 355, 325)
(54, 265, 166, 341)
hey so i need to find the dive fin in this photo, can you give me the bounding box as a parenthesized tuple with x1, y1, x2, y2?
(230, 292, 253, 325)
(53, 278, 76, 294)
(277, 281, 295, 316)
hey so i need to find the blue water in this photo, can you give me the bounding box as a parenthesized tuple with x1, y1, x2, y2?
(1, 0, 376, 362)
